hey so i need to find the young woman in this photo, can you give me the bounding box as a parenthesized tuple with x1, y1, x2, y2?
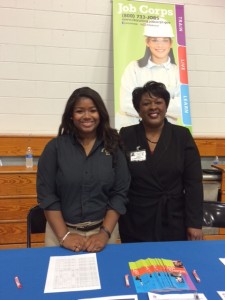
(118, 19, 181, 128)
(37, 87, 130, 252)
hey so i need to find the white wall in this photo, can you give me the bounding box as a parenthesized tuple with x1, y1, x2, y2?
(0, 0, 224, 136)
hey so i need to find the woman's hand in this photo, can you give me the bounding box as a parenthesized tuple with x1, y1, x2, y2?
(61, 231, 109, 252)
(62, 232, 87, 252)
(187, 228, 204, 240)
(84, 231, 109, 252)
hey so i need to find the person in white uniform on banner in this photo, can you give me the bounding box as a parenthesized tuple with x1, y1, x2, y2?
(117, 18, 182, 128)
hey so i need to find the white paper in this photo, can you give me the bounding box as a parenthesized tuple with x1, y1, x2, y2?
(44, 253, 101, 293)
(218, 291, 225, 300)
(79, 295, 138, 300)
(219, 258, 225, 266)
(148, 292, 207, 300)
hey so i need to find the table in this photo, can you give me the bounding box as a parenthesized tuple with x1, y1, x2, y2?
(0, 240, 225, 300)
(0, 165, 40, 249)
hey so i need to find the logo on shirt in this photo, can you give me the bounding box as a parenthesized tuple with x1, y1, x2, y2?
(101, 148, 111, 155)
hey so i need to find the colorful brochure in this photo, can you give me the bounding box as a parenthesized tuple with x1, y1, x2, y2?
(129, 258, 196, 293)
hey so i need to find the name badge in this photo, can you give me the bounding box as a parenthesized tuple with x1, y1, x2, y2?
(130, 150, 146, 162)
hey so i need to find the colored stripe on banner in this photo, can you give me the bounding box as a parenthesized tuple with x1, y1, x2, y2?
(181, 84, 191, 126)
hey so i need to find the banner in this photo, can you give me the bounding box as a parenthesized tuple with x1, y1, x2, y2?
(113, 0, 191, 131)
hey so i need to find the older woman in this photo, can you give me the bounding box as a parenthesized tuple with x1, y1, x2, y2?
(37, 87, 130, 252)
(119, 81, 203, 242)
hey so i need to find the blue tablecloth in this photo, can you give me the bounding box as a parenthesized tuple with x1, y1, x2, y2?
(0, 240, 225, 300)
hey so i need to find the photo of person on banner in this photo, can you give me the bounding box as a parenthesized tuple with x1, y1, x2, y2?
(117, 18, 182, 128)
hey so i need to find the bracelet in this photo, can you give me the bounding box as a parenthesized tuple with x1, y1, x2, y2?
(60, 231, 71, 247)
(100, 225, 111, 239)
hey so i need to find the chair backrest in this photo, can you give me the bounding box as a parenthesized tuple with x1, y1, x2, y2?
(203, 201, 225, 228)
(27, 205, 46, 248)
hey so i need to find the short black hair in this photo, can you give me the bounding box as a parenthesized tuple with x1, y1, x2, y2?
(132, 81, 170, 112)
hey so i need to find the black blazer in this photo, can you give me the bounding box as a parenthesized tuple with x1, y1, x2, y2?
(119, 120, 203, 242)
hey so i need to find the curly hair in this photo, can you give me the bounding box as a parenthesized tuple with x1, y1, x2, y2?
(132, 81, 170, 113)
(58, 87, 121, 155)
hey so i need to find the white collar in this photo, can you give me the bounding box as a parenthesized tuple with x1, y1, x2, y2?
(147, 57, 171, 70)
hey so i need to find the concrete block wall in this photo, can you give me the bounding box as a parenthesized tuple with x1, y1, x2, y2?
(0, 0, 224, 136)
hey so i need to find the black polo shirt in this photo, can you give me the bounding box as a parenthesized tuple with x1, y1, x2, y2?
(37, 134, 130, 223)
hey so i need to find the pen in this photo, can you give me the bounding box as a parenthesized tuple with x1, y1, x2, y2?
(192, 269, 201, 283)
(14, 276, 22, 288)
(125, 274, 130, 287)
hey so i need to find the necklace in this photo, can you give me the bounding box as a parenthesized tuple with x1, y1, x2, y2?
(146, 137, 158, 144)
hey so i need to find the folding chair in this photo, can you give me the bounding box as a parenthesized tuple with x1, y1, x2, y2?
(203, 201, 225, 228)
(27, 205, 46, 248)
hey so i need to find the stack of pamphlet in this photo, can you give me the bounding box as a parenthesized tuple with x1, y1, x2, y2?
(129, 258, 196, 293)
